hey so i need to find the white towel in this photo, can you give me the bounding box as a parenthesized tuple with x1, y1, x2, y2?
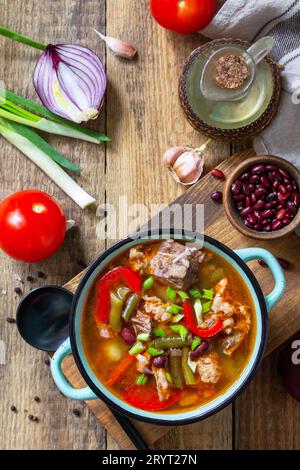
(202, 0, 300, 169)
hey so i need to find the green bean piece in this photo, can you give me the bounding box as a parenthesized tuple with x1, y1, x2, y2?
(143, 276, 154, 290)
(170, 349, 184, 389)
(153, 327, 167, 337)
(129, 341, 145, 356)
(166, 305, 183, 314)
(117, 286, 130, 300)
(177, 290, 189, 299)
(166, 372, 173, 384)
(171, 313, 184, 324)
(109, 291, 124, 332)
(191, 337, 201, 351)
(149, 336, 192, 350)
(122, 293, 141, 322)
(166, 286, 177, 302)
(182, 347, 196, 386)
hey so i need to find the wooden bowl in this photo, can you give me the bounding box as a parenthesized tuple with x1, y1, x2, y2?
(224, 155, 300, 240)
(179, 38, 281, 141)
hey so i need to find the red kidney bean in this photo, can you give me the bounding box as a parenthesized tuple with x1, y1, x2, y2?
(266, 192, 277, 202)
(266, 164, 277, 171)
(282, 217, 291, 226)
(286, 184, 293, 193)
(258, 259, 267, 267)
(153, 355, 167, 368)
(242, 183, 250, 195)
(271, 220, 283, 231)
(251, 164, 266, 174)
(262, 218, 271, 226)
(264, 224, 272, 232)
(261, 175, 270, 188)
(250, 174, 260, 184)
(283, 177, 291, 185)
(278, 184, 287, 195)
(273, 180, 280, 190)
(276, 208, 286, 220)
(293, 192, 300, 207)
(121, 328, 136, 345)
(277, 258, 290, 269)
(253, 223, 263, 231)
(244, 219, 253, 229)
(279, 167, 290, 178)
(265, 202, 274, 210)
(272, 170, 282, 181)
(254, 210, 263, 221)
(240, 207, 252, 218)
(211, 168, 225, 179)
(190, 342, 209, 359)
(233, 193, 246, 201)
(231, 180, 242, 194)
(211, 191, 223, 202)
(255, 187, 266, 199)
(241, 172, 250, 182)
(250, 193, 257, 204)
(245, 196, 251, 207)
(254, 200, 265, 210)
(247, 214, 257, 226)
(267, 172, 275, 182)
(286, 201, 296, 214)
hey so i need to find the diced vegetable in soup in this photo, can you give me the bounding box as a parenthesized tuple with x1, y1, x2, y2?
(81, 240, 256, 413)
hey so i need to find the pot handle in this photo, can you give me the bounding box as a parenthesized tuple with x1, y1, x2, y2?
(234, 247, 286, 313)
(50, 338, 97, 400)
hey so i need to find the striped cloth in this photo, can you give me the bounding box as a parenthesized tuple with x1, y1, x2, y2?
(202, 0, 300, 169)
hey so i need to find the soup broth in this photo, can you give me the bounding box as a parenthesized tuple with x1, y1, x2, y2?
(82, 241, 256, 414)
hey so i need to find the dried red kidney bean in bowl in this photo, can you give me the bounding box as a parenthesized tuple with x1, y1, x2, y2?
(231, 163, 299, 232)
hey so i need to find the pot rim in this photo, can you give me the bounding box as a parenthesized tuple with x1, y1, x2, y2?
(69, 229, 268, 425)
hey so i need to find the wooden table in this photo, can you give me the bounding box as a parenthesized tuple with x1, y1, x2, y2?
(0, 0, 299, 450)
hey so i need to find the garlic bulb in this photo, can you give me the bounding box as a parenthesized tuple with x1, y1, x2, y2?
(163, 140, 211, 186)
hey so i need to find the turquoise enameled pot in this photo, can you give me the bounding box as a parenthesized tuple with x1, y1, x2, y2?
(50, 232, 286, 425)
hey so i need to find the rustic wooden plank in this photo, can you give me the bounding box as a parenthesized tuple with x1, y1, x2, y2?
(0, 0, 106, 450)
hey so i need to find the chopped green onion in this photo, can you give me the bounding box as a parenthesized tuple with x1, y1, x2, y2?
(0, 117, 95, 209)
(201, 288, 214, 300)
(137, 333, 150, 342)
(171, 313, 184, 324)
(170, 325, 188, 342)
(0, 88, 110, 143)
(191, 337, 201, 351)
(166, 305, 183, 314)
(153, 327, 167, 338)
(143, 276, 154, 291)
(202, 300, 212, 314)
(189, 287, 202, 298)
(147, 347, 164, 356)
(177, 290, 189, 299)
(194, 299, 203, 326)
(129, 342, 145, 356)
(166, 372, 173, 384)
(166, 286, 177, 303)
(135, 374, 148, 385)
(0, 26, 46, 50)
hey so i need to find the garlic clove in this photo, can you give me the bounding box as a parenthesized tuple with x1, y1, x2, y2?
(172, 151, 204, 186)
(163, 146, 186, 167)
(94, 29, 137, 59)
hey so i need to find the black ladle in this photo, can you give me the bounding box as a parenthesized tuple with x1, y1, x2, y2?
(16, 285, 149, 450)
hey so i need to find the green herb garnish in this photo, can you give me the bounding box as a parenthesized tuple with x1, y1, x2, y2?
(135, 374, 148, 385)
(166, 286, 177, 303)
(129, 342, 145, 356)
(153, 327, 167, 338)
(137, 333, 150, 342)
(189, 287, 202, 298)
(166, 305, 183, 314)
(201, 288, 214, 300)
(191, 337, 201, 351)
(170, 325, 188, 341)
(202, 300, 212, 313)
(147, 347, 164, 356)
(177, 290, 189, 299)
(171, 313, 184, 324)
(166, 372, 173, 384)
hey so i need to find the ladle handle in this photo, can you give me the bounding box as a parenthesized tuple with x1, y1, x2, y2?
(51, 337, 97, 400)
(246, 36, 274, 65)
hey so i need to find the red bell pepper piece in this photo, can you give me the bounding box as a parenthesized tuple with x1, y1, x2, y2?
(124, 383, 181, 411)
(182, 300, 223, 338)
(96, 266, 142, 323)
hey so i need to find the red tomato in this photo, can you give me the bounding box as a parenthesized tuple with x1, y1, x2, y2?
(150, 0, 216, 34)
(0, 190, 66, 262)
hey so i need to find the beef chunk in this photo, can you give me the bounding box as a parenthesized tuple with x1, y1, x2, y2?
(131, 310, 152, 336)
(149, 240, 204, 290)
(197, 352, 222, 384)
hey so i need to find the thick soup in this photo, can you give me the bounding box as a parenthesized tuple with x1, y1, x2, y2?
(82, 240, 256, 413)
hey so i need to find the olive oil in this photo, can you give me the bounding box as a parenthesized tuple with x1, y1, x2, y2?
(185, 43, 274, 130)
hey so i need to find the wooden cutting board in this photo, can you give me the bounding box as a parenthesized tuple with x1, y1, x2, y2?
(62, 148, 300, 450)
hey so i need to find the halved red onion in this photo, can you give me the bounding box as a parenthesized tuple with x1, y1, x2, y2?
(33, 44, 106, 123)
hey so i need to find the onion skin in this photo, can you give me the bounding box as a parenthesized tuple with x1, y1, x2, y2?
(278, 333, 300, 402)
(33, 44, 106, 123)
